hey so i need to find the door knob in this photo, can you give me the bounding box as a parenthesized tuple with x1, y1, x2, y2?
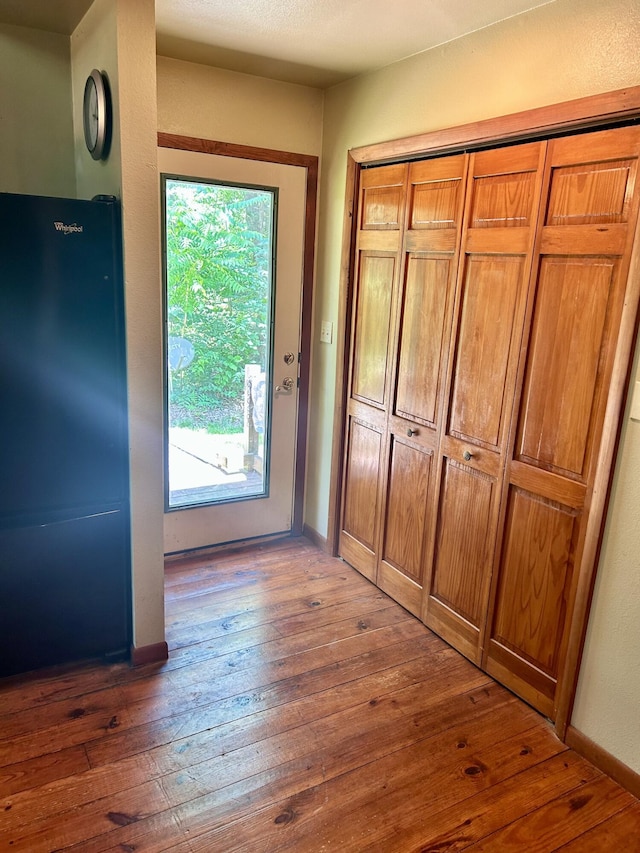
(407, 428, 418, 437)
(275, 376, 294, 392)
(463, 450, 473, 461)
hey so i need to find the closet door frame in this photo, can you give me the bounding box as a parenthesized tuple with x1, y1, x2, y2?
(328, 84, 640, 741)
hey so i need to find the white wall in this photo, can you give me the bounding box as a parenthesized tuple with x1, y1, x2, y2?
(310, 0, 640, 773)
(71, 0, 119, 199)
(71, 0, 165, 653)
(0, 23, 75, 196)
(157, 56, 323, 155)
(571, 342, 640, 769)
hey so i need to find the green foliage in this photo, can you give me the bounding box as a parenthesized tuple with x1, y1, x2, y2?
(165, 179, 273, 430)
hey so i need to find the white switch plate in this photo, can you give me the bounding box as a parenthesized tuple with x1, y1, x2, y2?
(320, 320, 333, 344)
(630, 380, 640, 421)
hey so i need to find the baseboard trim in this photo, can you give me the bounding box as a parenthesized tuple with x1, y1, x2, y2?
(565, 725, 640, 799)
(131, 641, 169, 667)
(164, 531, 295, 563)
(302, 523, 330, 553)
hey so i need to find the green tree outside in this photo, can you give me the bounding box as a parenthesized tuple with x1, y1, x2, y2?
(165, 179, 273, 433)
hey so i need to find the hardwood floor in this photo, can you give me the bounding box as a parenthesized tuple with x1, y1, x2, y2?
(0, 536, 638, 851)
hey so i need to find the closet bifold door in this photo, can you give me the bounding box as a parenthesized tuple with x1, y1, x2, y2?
(422, 142, 546, 664)
(339, 163, 408, 581)
(485, 125, 640, 719)
(376, 155, 467, 616)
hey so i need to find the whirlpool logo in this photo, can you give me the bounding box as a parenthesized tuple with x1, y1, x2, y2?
(53, 221, 84, 235)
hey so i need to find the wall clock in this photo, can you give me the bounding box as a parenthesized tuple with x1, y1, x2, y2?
(83, 69, 111, 161)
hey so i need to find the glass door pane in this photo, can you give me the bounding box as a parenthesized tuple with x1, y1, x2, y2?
(163, 177, 275, 509)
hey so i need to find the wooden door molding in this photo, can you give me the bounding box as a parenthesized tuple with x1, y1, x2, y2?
(350, 86, 640, 166)
(157, 133, 318, 536)
(329, 85, 640, 741)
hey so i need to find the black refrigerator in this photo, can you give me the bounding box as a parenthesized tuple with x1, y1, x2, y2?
(0, 192, 131, 678)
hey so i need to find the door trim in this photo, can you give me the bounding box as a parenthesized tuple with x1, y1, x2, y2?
(328, 84, 640, 743)
(158, 133, 318, 536)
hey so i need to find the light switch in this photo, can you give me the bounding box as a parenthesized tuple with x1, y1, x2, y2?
(320, 320, 333, 344)
(630, 380, 640, 421)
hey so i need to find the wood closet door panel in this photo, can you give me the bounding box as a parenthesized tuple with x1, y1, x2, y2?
(340, 163, 408, 581)
(487, 487, 578, 712)
(351, 253, 396, 406)
(395, 256, 451, 426)
(360, 163, 406, 230)
(447, 143, 544, 451)
(486, 124, 640, 720)
(423, 141, 546, 664)
(382, 438, 432, 579)
(395, 156, 465, 428)
(469, 171, 537, 227)
(377, 155, 466, 613)
(546, 161, 635, 226)
(448, 255, 524, 448)
(517, 257, 617, 479)
(340, 417, 384, 580)
(408, 155, 465, 231)
(378, 437, 433, 616)
(470, 144, 541, 226)
(427, 459, 496, 661)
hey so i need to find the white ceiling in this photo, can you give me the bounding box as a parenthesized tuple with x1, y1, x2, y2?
(0, 0, 93, 34)
(0, 0, 556, 88)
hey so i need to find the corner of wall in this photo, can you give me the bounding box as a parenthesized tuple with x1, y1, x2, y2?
(71, 0, 165, 651)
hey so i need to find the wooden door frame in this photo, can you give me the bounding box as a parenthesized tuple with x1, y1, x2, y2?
(327, 85, 640, 741)
(157, 133, 318, 537)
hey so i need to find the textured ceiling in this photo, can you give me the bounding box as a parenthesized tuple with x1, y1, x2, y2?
(0, 0, 556, 88)
(0, 0, 93, 34)
(154, 0, 556, 87)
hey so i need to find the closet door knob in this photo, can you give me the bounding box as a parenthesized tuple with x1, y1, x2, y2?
(463, 450, 473, 461)
(407, 428, 417, 437)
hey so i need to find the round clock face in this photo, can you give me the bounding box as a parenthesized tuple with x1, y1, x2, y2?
(83, 70, 109, 160)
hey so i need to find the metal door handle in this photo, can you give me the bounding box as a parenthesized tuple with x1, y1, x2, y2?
(275, 376, 294, 392)
(463, 450, 473, 461)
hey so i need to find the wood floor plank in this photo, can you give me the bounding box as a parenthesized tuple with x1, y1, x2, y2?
(0, 744, 90, 798)
(0, 684, 137, 766)
(1, 637, 434, 831)
(157, 682, 516, 809)
(466, 773, 635, 852)
(86, 649, 488, 768)
(271, 751, 600, 853)
(2, 660, 493, 841)
(166, 564, 365, 619)
(0, 681, 132, 742)
(0, 612, 427, 767)
(0, 659, 124, 715)
(184, 718, 568, 852)
(166, 585, 389, 649)
(62, 681, 508, 853)
(138, 683, 526, 851)
(349, 751, 600, 852)
(164, 601, 408, 672)
(0, 537, 636, 853)
(163, 536, 319, 589)
(554, 801, 640, 851)
(119, 631, 446, 734)
(168, 612, 426, 687)
(165, 549, 338, 602)
(0, 778, 173, 853)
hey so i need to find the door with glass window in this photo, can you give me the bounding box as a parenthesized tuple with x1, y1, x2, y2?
(158, 147, 307, 554)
